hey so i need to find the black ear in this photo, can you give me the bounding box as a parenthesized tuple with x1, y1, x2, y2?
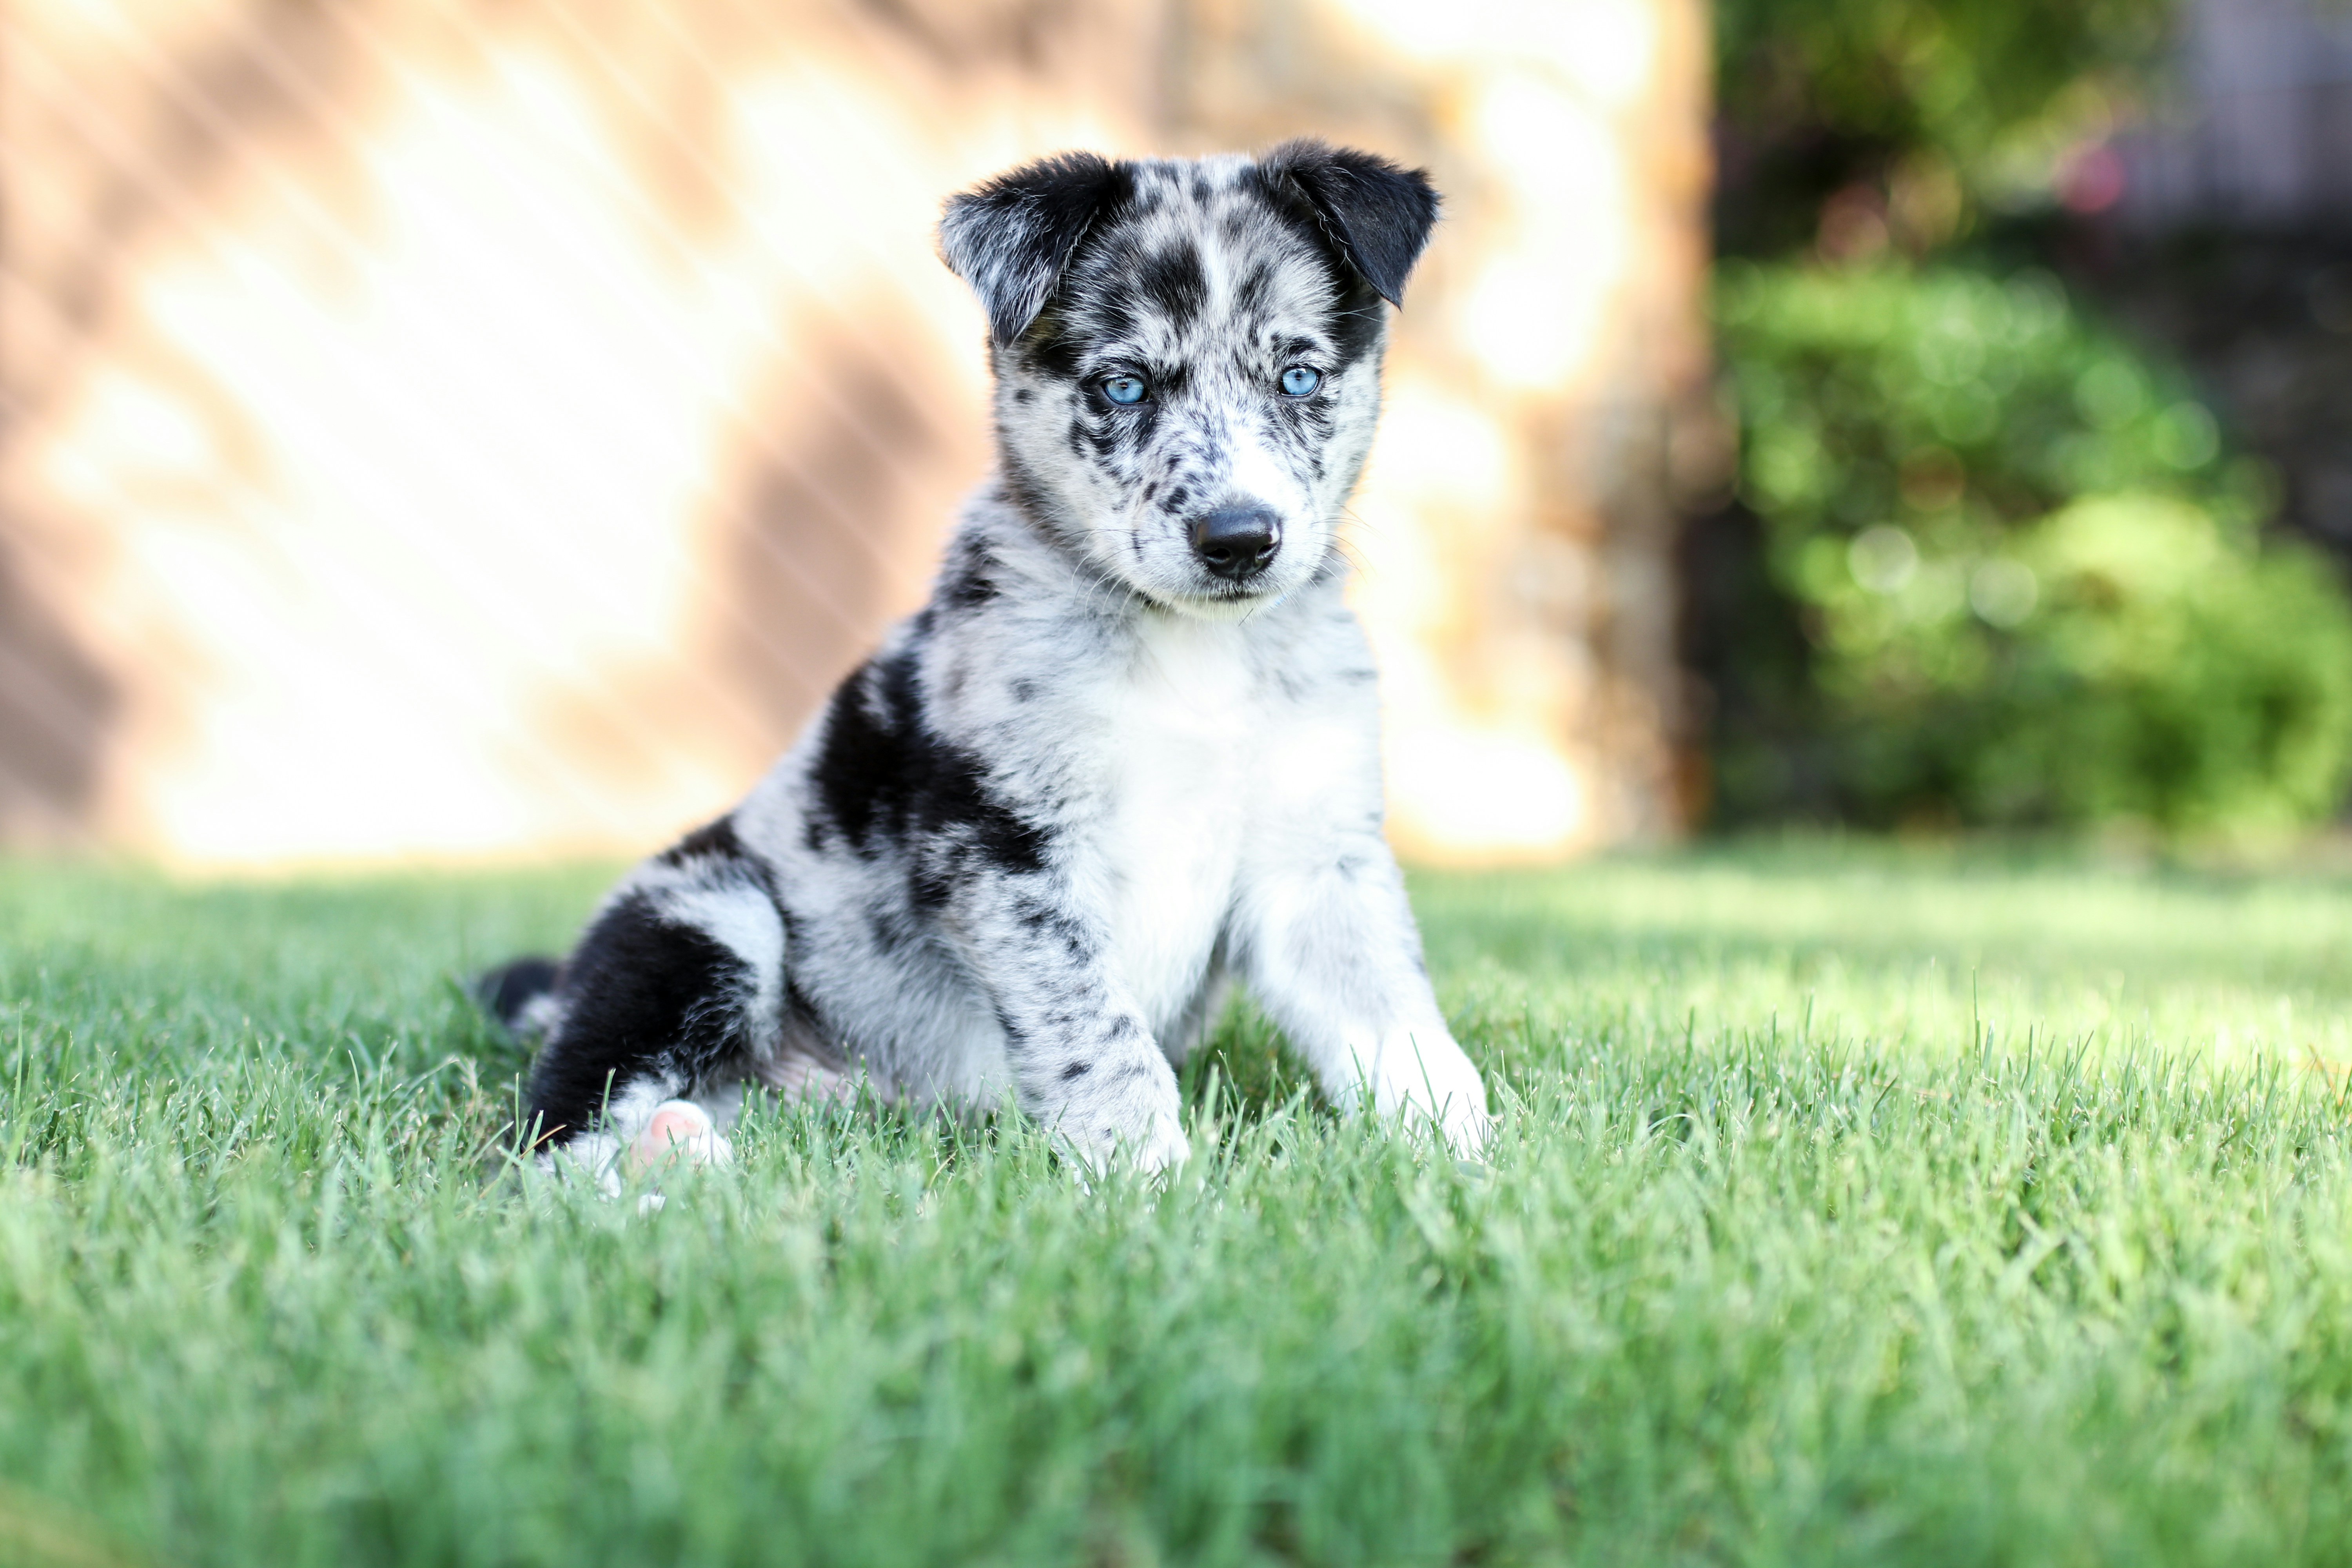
(939, 152, 1132, 348)
(1261, 140, 1440, 307)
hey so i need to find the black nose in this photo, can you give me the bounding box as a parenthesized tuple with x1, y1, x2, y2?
(1189, 506, 1281, 582)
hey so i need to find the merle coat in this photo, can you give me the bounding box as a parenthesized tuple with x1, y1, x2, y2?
(484, 142, 1492, 1179)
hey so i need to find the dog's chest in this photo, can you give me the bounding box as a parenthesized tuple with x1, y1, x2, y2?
(1083, 617, 1269, 1029)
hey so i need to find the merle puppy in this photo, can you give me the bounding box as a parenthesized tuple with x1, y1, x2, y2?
(481, 141, 1492, 1183)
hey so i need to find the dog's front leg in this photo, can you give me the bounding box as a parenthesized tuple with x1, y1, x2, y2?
(1232, 838, 1491, 1157)
(959, 882, 1188, 1175)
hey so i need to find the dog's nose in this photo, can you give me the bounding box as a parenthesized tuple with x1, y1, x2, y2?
(1189, 506, 1281, 581)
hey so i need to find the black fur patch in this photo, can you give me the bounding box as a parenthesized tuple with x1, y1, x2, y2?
(522, 893, 749, 1145)
(939, 536, 1001, 611)
(808, 645, 1049, 888)
(1136, 241, 1208, 328)
(939, 153, 1136, 347)
(658, 813, 744, 866)
(1259, 140, 1439, 309)
(475, 955, 559, 1033)
(808, 660, 908, 851)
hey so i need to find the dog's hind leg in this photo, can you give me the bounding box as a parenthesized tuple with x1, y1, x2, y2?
(519, 863, 785, 1190)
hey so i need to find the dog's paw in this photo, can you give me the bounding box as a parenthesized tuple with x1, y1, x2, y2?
(1432, 1092, 1493, 1161)
(1125, 1107, 1191, 1175)
(1371, 1032, 1493, 1160)
(1061, 1104, 1189, 1178)
(628, 1099, 733, 1176)
(1045, 1052, 1189, 1178)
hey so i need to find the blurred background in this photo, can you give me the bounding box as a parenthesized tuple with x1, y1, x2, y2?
(1691, 0, 2352, 840)
(0, 0, 2344, 870)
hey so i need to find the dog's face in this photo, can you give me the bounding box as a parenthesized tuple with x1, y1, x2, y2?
(940, 143, 1438, 618)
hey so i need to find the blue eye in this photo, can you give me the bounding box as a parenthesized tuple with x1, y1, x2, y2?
(1102, 375, 1147, 405)
(1280, 365, 1321, 397)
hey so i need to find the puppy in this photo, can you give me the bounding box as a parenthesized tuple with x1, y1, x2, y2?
(480, 142, 1492, 1182)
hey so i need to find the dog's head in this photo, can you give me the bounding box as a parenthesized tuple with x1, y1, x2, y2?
(940, 142, 1437, 617)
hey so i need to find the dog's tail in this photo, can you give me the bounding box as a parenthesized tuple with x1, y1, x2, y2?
(473, 955, 563, 1040)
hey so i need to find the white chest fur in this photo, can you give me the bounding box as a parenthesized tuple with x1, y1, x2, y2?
(1085, 613, 1262, 1034)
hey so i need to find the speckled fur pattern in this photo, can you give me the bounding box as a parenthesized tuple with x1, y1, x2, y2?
(483, 142, 1491, 1183)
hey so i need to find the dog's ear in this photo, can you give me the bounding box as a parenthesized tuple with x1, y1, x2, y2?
(1261, 140, 1439, 308)
(940, 152, 1131, 348)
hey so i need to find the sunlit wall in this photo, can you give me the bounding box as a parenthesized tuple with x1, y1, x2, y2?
(0, 0, 1709, 867)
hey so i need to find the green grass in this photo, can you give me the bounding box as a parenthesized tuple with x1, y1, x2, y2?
(5, 841, 2352, 1566)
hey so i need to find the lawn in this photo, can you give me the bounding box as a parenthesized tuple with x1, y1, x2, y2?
(4, 842, 2352, 1566)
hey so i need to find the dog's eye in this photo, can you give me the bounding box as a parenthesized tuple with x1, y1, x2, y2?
(1101, 375, 1148, 406)
(1279, 366, 1321, 397)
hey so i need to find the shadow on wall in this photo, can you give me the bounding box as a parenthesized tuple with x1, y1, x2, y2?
(719, 327, 977, 741)
(0, 536, 117, 844)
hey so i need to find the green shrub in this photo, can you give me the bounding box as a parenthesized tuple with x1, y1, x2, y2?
(1711, 262, 2352, 834)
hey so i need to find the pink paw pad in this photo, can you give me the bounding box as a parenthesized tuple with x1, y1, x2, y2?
(628, 1100, 726, 1174)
